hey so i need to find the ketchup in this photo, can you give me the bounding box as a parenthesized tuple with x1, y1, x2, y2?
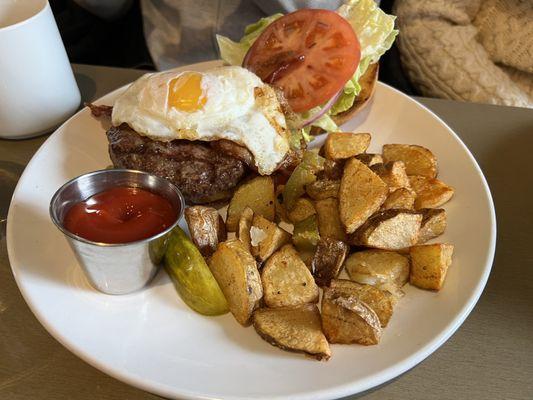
(64, 186, 178, 244)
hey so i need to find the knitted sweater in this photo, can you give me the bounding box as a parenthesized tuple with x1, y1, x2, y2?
(394, 0, 533, 107)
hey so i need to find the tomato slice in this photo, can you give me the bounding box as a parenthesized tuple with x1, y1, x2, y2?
(243, 9, 360, 113)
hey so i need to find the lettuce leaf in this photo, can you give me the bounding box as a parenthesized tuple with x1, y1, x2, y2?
(216, 14, 283, 66)
(337, 0, 398, 63)
(304, 109, 338, 132)
(287, 106, 339, 133)
(330, 56, 370, 115)
(331, 0, 398, 116)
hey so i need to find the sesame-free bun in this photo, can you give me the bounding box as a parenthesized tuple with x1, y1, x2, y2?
(310, 63, 379, 134)
(331, 62, 379, 126)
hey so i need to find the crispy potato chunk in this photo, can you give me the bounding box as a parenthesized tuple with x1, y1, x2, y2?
(250, 214, 291, 262)
(292, 215, 320, 252)
(409, 175, 454, 209)
(305, 179, 340, 200)
(339, 158, 388, 233)
(315, 197, 347, 242)
(371, 161, 411, 192)
(226, 176, 275, 231)
(344, 250, 410, 291)
(311, 238, 349, 286)
(382, 144, 437, 178)
(274, 184, 289, 224)
(237, 207, 254, 253)
(262, 244, 319, 308)
(382, 187, 416, 210)
(209, 239, 263, 326)
(324, 132, 371, 160)
(184, 206, 227, 257)
(253, 304, 331, 361)
(329, 279, 394, 327)
(298, 249, 315, 269)
(409, 243, 454, 290)
(355, 153, 383, 167)
(349, 210, 422, 250)
(321, 286, 382, 345)
(418, 208, 447, 243)
(287, 197, 316, 224)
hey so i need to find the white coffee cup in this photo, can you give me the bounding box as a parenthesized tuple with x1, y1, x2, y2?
(0, 0, 81, 139)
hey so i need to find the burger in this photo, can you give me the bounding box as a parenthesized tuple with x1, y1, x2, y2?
(92, 0, 397, 204)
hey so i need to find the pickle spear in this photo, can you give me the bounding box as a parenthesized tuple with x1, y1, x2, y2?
(165, 227, 228, 316)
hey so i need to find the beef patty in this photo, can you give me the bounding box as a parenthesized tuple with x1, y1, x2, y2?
(107, 125, 247, 204)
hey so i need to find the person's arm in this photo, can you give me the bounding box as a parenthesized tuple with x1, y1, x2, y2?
(394, 0, 531, 107)
(72, 0, 133, 20)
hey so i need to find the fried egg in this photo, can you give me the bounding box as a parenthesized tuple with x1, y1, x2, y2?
(112, 66, 289, 175)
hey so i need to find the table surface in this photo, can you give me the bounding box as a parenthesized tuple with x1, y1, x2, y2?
(1, 64, 532, 400)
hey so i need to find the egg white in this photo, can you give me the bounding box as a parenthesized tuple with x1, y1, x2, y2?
(111, 66, 289, 175)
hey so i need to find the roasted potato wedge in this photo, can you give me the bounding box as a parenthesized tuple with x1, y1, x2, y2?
(344, 249, 410, 292)
(250, 214, 291, 263)
(226, 176, 275, 232)
(409, 175, 454, 209)
(262, 244, 319, 307)
(349, 209, 422, 250)
(329, 279, 394, 327)
(315, 198, 347, 242)
(381, 187, 416, 210)
(287, 197, 316, 224)
(339, 158, 388, 233)
(418, 208, 447, 243)
(237, 207, 254, 253)
(311, 238, 349, 286)
(355, 153, 383, 167)
(292, 215, 320, 252)
(324, 132, 371, 160)
(409, 243, 454, 290)
(305, 179, 340, 200)
(321, 286, 382, 345)
(382, 144, 438, 178)
(283, 151, 325, 211)
(209, 239, 263, 325)
(371, 161, 411, 192)
(184, 206, 226, 257)
(253, 304, 331, 361)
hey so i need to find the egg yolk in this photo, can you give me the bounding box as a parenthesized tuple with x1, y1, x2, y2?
(167, 72, 207, 112)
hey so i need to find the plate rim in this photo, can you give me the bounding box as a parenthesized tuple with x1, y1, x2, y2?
(6, 60, 497, 400)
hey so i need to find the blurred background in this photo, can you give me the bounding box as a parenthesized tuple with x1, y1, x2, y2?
(50, 0, 532, 108)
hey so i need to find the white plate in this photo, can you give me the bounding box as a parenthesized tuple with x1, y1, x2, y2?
(7, 61, 496, 400)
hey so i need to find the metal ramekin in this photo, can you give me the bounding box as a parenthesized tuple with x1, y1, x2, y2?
(50, 169, 185, 295)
